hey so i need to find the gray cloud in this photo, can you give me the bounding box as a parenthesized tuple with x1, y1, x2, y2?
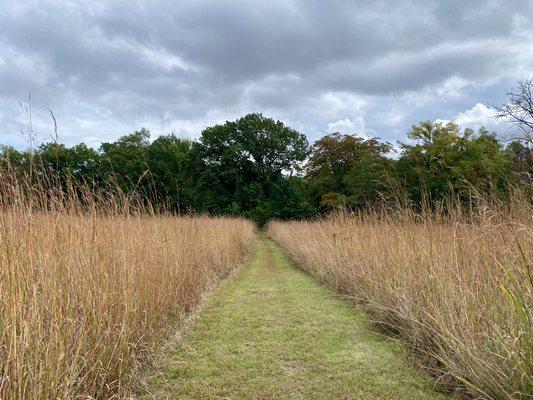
(0, 0, 532, 148)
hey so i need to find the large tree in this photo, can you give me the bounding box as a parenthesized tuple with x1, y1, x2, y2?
(305, 132, 394, 211)
(200, 113, 309, 223)
(396, 121, 512, 204)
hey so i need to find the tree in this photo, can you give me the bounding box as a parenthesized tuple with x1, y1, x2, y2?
(37, 142, 100, 184)
(505, 140, 533, 184)
(146, 134, 206, 212)
(0, 146, 26, 179)
(496, 78, 533, 143)
(199, 113, 309, 223)
(268, 177, 313, 220)
(305, 132, 394, 211)
(99, 128, 151, 192)
(68, 143, 101, 183)
(397, 121, 512, 205)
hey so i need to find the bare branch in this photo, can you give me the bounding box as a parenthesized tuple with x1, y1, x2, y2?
(495, 78, 533, 143)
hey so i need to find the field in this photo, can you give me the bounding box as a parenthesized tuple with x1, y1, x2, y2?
(1, 2, 532, 398)
(0, 164, 531, 400)
(0, 202, 254, 399)
(143, 235, 454, 399)
(268, 200, 532, 399)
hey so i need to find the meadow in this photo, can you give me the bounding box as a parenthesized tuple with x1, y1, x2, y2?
(0, 112, 531, 399)
(0, 177, 255, 399)
(268, 196, 532, 400)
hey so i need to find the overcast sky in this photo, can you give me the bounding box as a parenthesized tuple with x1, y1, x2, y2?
(1, 0, 532, 149)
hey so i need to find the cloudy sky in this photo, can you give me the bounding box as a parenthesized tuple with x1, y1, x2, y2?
(1, 0, 532, 148)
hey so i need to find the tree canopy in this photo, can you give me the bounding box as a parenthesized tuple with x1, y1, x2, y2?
(199, 114, 309, 224)
(1, 114, 531, 224)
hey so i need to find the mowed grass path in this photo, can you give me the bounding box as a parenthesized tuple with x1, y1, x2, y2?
(143, 235, 453, 399)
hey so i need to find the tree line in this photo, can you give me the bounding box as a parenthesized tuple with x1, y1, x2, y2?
(1, 113, 530, 225)
(2, 79, 533, 224)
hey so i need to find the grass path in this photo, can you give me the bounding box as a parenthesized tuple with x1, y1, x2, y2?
(143, 235, 453, 399)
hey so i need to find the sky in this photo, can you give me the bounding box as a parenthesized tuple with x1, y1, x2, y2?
(1, 0, 532, 149)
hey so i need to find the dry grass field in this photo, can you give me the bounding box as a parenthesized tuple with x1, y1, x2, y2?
(143, 235, 454, 400)
(0, 177, 255, 399)
(268, 197, 532, 400)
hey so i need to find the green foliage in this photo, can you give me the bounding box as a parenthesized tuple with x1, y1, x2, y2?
(145, 135, 206, 212)
(99, 128, 151, 191)
(505, 140, 533, 174)
(200, 113, 309, 223)
(38, 142, 101, 182)
(1, 116, 529, 221)
(305, 133, 395, 211)
(397, 121, 517, 204)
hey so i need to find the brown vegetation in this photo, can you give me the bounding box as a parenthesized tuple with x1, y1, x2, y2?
(0, 173, 255, 399)
(268, 196, 532, 399)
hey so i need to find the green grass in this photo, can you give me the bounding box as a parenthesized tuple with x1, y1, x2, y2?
(142, 235, 454, 399)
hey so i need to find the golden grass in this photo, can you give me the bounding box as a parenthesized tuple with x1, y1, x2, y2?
(268, 199, 532, 399)
(0, 177, 254, 398)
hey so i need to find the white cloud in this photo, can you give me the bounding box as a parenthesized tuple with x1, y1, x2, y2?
(454, 102, 502, 132)
(327, 116, 365, 135)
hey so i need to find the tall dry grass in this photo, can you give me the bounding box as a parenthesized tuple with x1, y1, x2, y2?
(268, 197, 532, 399)
(0, 172, 255, 399)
